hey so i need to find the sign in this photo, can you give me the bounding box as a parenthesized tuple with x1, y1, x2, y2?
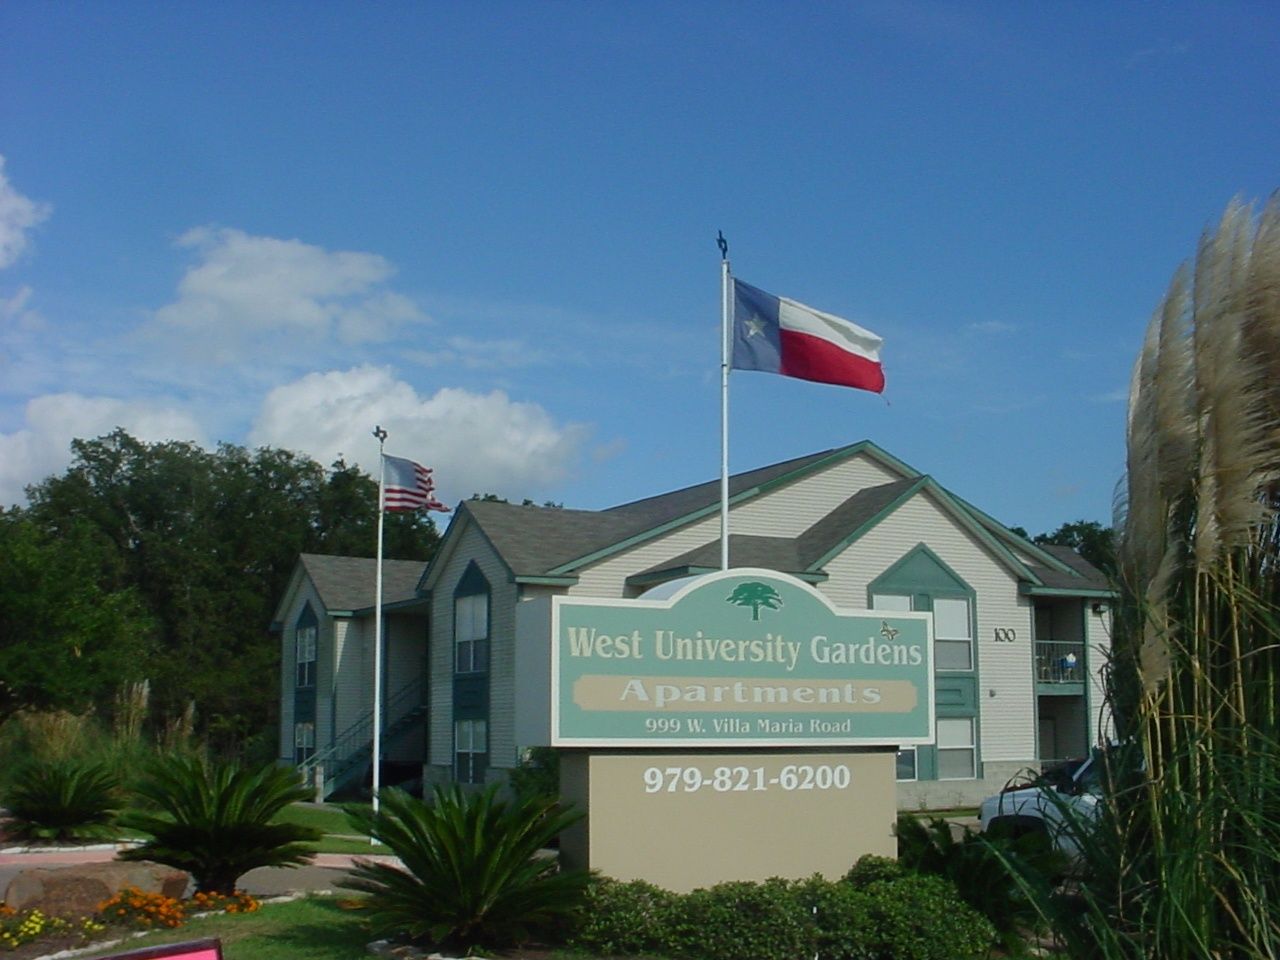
(551, 569, 933, 746)
(93, 940, 223, 960)
(559, 750, 896, 891)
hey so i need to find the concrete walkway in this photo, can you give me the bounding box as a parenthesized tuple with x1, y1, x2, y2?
(0, 846, 402, 900)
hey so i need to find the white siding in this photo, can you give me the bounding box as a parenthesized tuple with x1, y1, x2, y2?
(428, 523, 516, 775)
(385, 613, 427, 762)
(730, 453, 901, 536)
(568, 514, 722, 598)
(1087, 605, 1114, 743)
(818, 490, 1037, 764)
(569, 453, 900, 598)
(330, 618, 364, 752)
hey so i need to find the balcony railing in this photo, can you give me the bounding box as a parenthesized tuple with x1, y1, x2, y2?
(1036, 640, 1085, 684)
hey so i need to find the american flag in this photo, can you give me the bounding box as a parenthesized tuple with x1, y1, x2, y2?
(382, 454, 450, 512)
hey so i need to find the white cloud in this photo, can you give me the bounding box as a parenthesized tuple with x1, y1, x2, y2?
(0, 393, 207, 508)
(1, 285, 40, 328)
(0, 156, 51, 270)
(248, 365, 588, 505)
(405, 335, 548, 371)
(152, 227, 427, 360)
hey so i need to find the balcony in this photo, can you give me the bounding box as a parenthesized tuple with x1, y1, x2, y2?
(1036, 640, 1085, 686)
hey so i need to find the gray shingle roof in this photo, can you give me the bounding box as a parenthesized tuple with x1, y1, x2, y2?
(435, 441, 1113, 597)
(601, 447, 843, 530)
(1027, 544, 1111, 591)
(796, 478, 924, 567)
(459, 501, 644, 578)
(299, 553, 427, 612)
(633, 535, 803, 578)
(454, 446, 859, 579)
(629, 478, 926, 579)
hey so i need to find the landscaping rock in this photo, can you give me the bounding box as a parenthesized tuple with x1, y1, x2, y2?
(3, 861, 190, 917)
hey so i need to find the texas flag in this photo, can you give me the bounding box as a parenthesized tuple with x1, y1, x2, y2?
(731, 279, 885, 393)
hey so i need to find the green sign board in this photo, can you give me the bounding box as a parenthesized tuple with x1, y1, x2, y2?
(551, 569, 934, 746)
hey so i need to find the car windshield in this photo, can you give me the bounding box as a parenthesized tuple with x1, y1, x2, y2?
(1075, 757, 1103, 795)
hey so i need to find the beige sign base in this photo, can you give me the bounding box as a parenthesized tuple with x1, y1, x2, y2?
(559, 749, 896, 893)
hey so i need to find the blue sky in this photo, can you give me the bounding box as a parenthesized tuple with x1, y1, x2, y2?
(2, 2, 1278, 535)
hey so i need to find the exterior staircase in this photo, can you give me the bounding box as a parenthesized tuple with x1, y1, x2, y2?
(297, 678, 425, 800)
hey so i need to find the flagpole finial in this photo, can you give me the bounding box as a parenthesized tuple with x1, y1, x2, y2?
(372, 425, 388, 444)
(716, 230, 728, 261)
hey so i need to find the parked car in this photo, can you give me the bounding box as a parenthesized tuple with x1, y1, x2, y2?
(979, 755, 1101, 857)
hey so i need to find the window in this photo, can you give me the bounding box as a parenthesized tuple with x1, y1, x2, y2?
(455, 719, 487, 784)
(933, 596, 973, 671)
(872, 593, 912, 612)
(293, 721, 315, 765)
(937, 717, 976, 779)
(895, 747, 918, 781)
(295, 625, 317, 688)
(455, 593, 489, 674)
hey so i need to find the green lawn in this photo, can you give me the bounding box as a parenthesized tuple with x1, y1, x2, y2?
(79, 897, 373, 960)
(274, 803, 389, 855)
(275, 802, 365, 836)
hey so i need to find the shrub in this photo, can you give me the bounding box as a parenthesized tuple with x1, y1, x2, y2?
(118, 755, 321, 893)
(787, 875, 866, 960)
(848, 872, 996, 960)
(572, 871, 994, 960)
(843, 854, 907, 888)
(343, 783, 590, 953)
(895, 812, 1061, 950)
(0, 756, 122, 843)
(507, 746, 560, 805)
(569, 876, 678, 956)
(662, 878, 810, 960)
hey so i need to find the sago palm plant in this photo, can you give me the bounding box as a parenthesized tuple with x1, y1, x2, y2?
(1, 757, 122, 844)
(119, 754, 320, 893)
(1037, 196, 1280, 958)
(343, 783, 589, 953)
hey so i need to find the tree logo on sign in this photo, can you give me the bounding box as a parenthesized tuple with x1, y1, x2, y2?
(725, 582, 784, 621)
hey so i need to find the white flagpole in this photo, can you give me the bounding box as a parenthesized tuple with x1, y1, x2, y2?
(371, 425, 387, 831)
(718, 231, 731, 571)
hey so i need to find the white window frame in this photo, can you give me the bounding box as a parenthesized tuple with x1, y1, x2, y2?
(454, 593, 489, 674)
(936, 717, 977, 780)
(295, 625, 317, 688)
(293, 721, 315, 765)
(895, 746, 918, 782)
(871, 593, 913, 612)
(933, 596, 973, 671)
(454, 718, 488, 784)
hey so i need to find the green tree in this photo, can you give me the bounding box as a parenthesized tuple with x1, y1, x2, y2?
(725, 582, 784, 621)
(17, 430, 441, 751)
(0, 509, 155, 720)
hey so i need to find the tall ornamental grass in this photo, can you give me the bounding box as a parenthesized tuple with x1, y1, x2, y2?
(1057, 196, 1280, 958)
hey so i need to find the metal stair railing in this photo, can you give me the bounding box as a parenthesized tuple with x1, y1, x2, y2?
(297, 677, 425, 798)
